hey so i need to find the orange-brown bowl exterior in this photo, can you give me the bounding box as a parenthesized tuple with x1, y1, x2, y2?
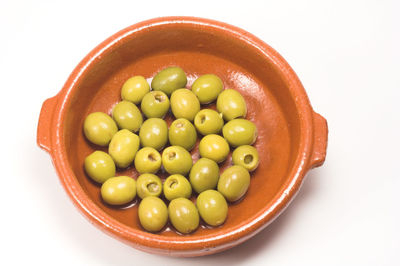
(37, 17, 328, 257)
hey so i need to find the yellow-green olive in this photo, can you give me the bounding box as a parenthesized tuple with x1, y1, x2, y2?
(216, 89, 247, 121)
(163, 174, 192, 201)
(121, 75, 150, 104)
(136, 174, 162, 199)
(83, 112, 118, 146)
(161, 146, 193, 175)
(138, 196, 168, 232)
(134, 147, 162, 174)
(194, 109, 224, 135)
(141, 91, 170, 118)
(168, 198, 199, 234)
(108, 129, 140, 168)
(168, 118, 197, 151)
(189, 158, 219, 194)
(139, 118, 168, 151)
(222, 119, 257, 147)
(199, 134, 230, 163)
(191, 74, 223, 104)
(112, 101, 143, 132)
(217, 165, 250, 202)
(196, 190, 228, 226)
(151, 67, 187, 96)
(232, 145, 259, 171)
(170, 89, 200, 121)
(84, 151, 116, 184)
(101, 176, 136, 205)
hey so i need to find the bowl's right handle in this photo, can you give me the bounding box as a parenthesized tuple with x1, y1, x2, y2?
(309, 112, 328, 169)
(37, 94, 59, 153)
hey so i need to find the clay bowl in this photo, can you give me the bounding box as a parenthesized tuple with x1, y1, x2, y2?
(37, 17, 328, 257)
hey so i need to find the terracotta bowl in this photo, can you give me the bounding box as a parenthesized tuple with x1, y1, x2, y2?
(37, 17, 328, 257)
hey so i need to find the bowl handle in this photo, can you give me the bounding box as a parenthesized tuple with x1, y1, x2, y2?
(309, 111, 328, 169)
(37, 94, 59, 153)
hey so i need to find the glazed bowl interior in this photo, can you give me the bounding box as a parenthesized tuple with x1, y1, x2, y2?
(63, 22, 302, 240)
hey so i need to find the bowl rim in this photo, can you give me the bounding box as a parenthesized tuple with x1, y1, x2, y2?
(46, 16, 315, 254)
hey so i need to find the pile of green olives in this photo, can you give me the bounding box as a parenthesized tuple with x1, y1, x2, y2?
(82, 67, 260, 235)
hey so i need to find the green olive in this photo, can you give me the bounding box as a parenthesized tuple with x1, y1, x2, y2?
(134, 147, 162, 174)
(163, 174, 192, 201)
(140, 91, 170, 118)
(161, 146, 193, 175)
(84, 151, 116, 184)
(168, 198, 199, 234)
(101, 176, 136, 205)
(216, 89, 247, 121)
(138, 196, 168, 232)
(139, 118, 168, 151)
(189, 158, 219, 194)
(217, 165, 250, 202)
(196, 190, 228, 226)
(83, 112, 118, 146)
(222, 119, 257, 147)
(168, 118, 197, 151)
(232, 145, 259, 172)
(108, 129, 140, 168)
(199, 134, 230, 163)
(121, 76, 150, 104)
(151, 67, 187, 96)
(112, 101, 143, 132)
(194, 109, 224, 135)
(170, 89, 200, 121)
(191, 74, 223, 104)
(136, 174, 162, 199)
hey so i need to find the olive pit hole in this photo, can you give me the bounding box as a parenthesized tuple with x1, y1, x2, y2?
(244, 154, 253, 164)
(200, 115, 206, 124)
(147, 182, 159, 193)
(168, 151, 176, 160)
(154, 94, 165, 103)
(169, 179, 178, 189)
(148, 153, 157, 162)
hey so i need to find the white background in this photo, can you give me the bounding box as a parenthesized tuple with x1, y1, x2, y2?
(1, 0, 399, 265)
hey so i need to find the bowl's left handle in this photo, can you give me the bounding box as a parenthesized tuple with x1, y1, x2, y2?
(37, 95, 59, 153)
